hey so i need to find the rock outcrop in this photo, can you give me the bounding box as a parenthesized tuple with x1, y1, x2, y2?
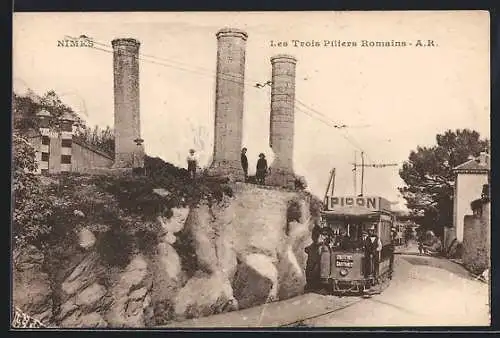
(12, 246, 54, 325)
(106, 254, 152, 327)
(179, 183, 317, 315)
(58, 252, 109, 328)
(13, 183, 319, 327)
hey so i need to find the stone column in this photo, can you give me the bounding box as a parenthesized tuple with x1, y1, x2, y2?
(208, 28, 248, 181)
(268, 54, 297, 188)
(112, 38, 141, 168)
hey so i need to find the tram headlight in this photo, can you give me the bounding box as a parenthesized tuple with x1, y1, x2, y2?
(340, 268, 349, 276)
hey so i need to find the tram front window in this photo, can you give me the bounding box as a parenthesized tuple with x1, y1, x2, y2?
(330, 221, 378, 252)
(331, 223, 363, 252)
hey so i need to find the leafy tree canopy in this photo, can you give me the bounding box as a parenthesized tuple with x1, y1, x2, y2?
(13, 90, 114, 156)
(398, 129, 489, 236)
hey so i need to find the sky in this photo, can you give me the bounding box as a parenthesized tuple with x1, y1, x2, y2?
(13, 11, 490, 209)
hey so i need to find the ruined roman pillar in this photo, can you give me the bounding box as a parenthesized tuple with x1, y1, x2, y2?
(208, 28, 248, 180)
(268, 54, 297, 188)
(111, 38, 142, 168)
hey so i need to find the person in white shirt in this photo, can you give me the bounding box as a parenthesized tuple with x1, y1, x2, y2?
(364, 226, 382, 278)
(186, 149, 198, 179)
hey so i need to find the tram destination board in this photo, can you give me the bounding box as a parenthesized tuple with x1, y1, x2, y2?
(336, 254, 354, 267)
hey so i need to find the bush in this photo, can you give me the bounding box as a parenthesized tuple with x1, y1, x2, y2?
(294, 175, 308, 191)
(12, 134, 54, 249)
(135, 220, 162, 255)
(96, 221, 134, 268)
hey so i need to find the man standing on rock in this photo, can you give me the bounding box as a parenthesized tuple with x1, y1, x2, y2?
(256, 153, 268, 185)
(186, 149, 198, 180)
(241, 147, 248, 182)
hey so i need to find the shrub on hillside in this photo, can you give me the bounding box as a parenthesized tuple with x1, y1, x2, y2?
(96, 219, 134, 268)
(135, 220, 163, 255)
(12, 134, 54, 249)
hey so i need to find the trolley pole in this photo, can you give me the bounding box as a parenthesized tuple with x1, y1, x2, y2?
(323, 169, 334, 203)
(330, 168, 336, 197)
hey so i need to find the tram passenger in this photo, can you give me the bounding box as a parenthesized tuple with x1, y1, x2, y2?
(334, 230, 347, 249)
(364, 226, 382, 278)
(319, 229, 332, 282)
(389, 228, 397, 270)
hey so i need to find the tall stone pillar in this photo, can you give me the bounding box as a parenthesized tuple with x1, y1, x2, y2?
(268, 55, 297, 188)
(112, 38, 141, 168)
(208, 28, 248, 180)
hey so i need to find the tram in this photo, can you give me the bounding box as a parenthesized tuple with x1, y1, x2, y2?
(314, 195, 396, 295)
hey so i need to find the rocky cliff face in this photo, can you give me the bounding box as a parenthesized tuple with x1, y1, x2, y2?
(13, 182, 318, 327)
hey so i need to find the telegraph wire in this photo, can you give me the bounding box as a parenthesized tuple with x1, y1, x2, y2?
(70, 34, 374, 156)
(294, 98, 373, 161)
(89, 45, 251, 87)
(66, 35, 263, 87)
(294, 105, 367, 153)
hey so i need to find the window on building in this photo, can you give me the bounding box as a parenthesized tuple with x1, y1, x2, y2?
(41, 152, 49, 162)
(61, 139, 73, 148)
(41, 169, 49, 175)
(61, 155, 72, 164)
(42, 136, 50, 145)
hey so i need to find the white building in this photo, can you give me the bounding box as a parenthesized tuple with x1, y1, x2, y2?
(452, 152, 490, 243)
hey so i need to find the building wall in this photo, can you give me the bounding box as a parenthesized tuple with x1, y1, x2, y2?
(48, 134, 62, 174)
(463, 202, 490, 274)
(72, 142, 114, 172)
(454, 173, 488, 242)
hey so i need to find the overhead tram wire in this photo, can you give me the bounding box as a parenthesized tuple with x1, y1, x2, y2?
(294, 105, 367, 153)
(294, 98, 372, 159)
(80, 35, 371, 156)
(89, 45, 254, 88)
(66, 35, 265, 87)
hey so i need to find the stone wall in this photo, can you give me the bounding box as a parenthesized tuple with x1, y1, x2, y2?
(463, 201, 490, 274)
(72, 142, 114, 172)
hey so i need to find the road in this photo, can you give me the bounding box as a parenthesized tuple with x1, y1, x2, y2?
(165, 247, 490, 328)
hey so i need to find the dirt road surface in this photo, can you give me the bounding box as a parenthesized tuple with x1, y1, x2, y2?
(165, 249, 490, 328)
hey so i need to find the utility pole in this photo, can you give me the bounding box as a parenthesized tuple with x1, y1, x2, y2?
(353, 151, 357, 195)
(350, 158, 399, 196)
(361, 151, 365, 196)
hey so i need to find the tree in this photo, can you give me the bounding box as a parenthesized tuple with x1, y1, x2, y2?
(74, 124, 115, 156)
(398, 129, 489, 237)
(12, 131, 53, 248)
(13, 90, 85, 134)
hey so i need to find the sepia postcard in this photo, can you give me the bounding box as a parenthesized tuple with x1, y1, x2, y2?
(11, 11, 491, 329)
